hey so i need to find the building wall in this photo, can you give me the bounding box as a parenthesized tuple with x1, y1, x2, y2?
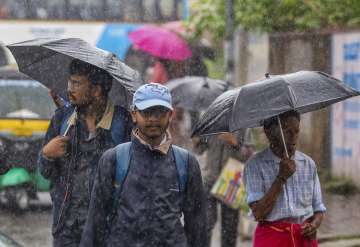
(268, 32, 332, 170)
(331, 31, 360, 186)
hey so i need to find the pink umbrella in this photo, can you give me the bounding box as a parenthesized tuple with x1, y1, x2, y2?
(128, 25, 192, 61)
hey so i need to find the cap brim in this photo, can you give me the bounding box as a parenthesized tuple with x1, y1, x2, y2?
(135, 99, 173, 111)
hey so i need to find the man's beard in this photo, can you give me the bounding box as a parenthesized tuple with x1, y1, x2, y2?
(75, 103, 91, 114)
(72, 96, 94, 114)
(139, 122, 170, 140)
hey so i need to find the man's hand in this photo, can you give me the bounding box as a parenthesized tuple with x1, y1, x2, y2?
(217, 133, 239, 146)
(278, 158, 296, 180)
(42, 136, 70, 159)
(301, 212, 324, 240)
(301, 222, 318, 239)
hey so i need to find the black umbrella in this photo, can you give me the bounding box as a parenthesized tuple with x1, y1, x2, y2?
(165, 76, 229, 111)
(7, 38, 143, 107)
(191, 88, 240, 136)
(193, 71, 359, 142)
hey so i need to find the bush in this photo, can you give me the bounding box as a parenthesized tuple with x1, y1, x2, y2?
(324, 177, 358, 195)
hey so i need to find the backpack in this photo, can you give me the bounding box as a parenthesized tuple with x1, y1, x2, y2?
(112, 142, 189, 211)
(59, 106, 127, 145)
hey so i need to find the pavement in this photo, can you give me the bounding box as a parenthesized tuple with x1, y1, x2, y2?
(320, 239, 360, 247)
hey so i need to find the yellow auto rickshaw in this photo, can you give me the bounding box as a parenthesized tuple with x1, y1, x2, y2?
(0, 68, 56, 210)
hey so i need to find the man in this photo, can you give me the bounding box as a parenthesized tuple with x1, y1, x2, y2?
(38, 59, 132, 247)
(194, 131, 254, 247)
(80, 83, 207, 247)
(243, 110, 326, 246)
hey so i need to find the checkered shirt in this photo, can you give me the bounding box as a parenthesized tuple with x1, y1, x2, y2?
(243, 147, 326, 223)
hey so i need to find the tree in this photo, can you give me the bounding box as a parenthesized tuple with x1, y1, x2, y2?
(189, 0, 360, 39)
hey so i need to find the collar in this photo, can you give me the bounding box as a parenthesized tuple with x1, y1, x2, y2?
(133, 128, 172, 155)
(67, 100, 115, 130)
(263, 146, 305, 162)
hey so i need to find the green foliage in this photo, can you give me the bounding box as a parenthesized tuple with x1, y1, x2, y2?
(189, 0, 227, 39)
(190, 0, 360, 39)
(324, 176, 358, 195)
(203, 52, 225, 79)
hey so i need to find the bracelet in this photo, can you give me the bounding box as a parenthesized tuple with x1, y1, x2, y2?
(276, 175, 287, 183)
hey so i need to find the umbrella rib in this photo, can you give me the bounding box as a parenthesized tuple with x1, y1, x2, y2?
(296, 95, 354, 112)
(283, 79, 298, 108)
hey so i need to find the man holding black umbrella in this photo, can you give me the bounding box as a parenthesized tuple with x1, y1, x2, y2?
(243, 110, 326, 247)
(192, 70, 360, 247)
(38, 59, 133, 247)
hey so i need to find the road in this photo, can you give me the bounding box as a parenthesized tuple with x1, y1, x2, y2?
(1, 192, 360, 247)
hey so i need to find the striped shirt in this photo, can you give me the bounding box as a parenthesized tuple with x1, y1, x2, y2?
(243, 147, 326, 223)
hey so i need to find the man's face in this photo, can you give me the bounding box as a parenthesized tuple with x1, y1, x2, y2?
(131, 106, 172, 139)
(266, 115, 300, 157)
(67, 74, 95, 106)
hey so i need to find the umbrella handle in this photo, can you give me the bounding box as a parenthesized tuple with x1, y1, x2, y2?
(62, 107, 77, 137)
(277, 116, 289, 158)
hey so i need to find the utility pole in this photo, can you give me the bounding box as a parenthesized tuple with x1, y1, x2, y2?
(64, 0, 70, 19)
(102, 0, 108, 20)
(224, 0, 235, 86)
(172, 0, 179, 21)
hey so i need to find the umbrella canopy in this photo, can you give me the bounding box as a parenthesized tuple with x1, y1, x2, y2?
(192, 71, 360, 136)
(191, 88, 240, 136)
(128, 25, 192, 61)
(166, 76, 229, 111)
(7, 38, 143, 107)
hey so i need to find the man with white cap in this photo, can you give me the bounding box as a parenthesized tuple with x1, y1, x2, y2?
(80, 83, 207, 247)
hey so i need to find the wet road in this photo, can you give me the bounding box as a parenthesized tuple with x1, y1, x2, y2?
(0, 193, 52, 247)
(0, 192, 360, 247)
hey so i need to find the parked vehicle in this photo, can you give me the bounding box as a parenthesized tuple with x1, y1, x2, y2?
(0, 69, 55, 210)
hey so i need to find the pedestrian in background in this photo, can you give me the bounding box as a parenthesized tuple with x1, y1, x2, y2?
(194, 130, 254, 247)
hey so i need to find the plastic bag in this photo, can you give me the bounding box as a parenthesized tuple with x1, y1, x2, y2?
(210, 158, 248, 211)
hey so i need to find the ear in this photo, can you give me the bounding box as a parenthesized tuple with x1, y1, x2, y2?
(264, 125, 278, 141)
(93, 85, 102, 97)
(264, 126, 271, 141)
(168, 110, 174, 122)
(130, 110, 137, 124)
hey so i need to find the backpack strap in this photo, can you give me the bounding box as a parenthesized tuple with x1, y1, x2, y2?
(110, 106, 127, 145)
(172, 145, 189, 193)
(106, 142, 132, 230)
(114, 142, 132, 192)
